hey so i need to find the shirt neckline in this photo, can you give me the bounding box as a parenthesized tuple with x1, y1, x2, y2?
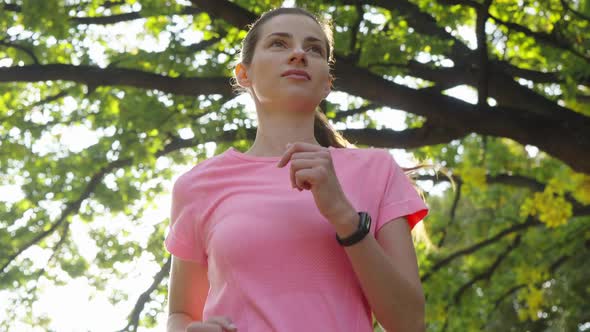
(226, 146, 338, 162)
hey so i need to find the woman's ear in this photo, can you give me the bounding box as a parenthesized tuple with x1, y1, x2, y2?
(235, 63, 251, 88)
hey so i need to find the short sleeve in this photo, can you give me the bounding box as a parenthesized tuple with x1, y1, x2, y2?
(163, 175, 207, 266)
(375, 150, 429, 233)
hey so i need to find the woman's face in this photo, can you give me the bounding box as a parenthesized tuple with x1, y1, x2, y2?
(237, 14, 332, 110)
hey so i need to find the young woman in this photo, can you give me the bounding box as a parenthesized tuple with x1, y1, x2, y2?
(165, 7, 429, 332)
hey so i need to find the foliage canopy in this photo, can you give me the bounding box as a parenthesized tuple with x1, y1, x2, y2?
(1, 0, 589, 331)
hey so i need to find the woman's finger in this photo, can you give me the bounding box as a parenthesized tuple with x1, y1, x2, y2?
(204, 316, 237, 331)
(290, 159, 317, 190)
(289, 151, 323, 160)
(294, 167, 322, 191)
(276, 143, 325, 168)
(185, 322, 223, 332)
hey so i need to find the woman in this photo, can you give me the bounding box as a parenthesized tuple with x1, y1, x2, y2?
(165, 7, 429, 332)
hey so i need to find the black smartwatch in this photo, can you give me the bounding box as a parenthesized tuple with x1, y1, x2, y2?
(336, 212, 372, 247)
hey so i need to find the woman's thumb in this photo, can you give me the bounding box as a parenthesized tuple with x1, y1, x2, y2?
(204, 316, 237, 331)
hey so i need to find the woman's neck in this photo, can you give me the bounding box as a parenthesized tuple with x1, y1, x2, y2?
(245, 124, 319, 157)
(245, 100, 320, 156)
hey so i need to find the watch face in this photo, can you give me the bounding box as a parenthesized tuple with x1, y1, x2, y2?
(361, 212, 371, 231)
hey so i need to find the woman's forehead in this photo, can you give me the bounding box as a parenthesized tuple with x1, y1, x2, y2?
(259, 14, 325, 42)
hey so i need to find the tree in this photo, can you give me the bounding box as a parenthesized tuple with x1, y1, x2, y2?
(1, 0, 589, 331)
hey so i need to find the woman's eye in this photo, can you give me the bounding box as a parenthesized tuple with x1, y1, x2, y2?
(271, 40, 285, 47)
(309, 46, 323, 54)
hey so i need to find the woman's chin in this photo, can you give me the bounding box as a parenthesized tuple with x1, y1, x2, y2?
(257, 91, 323, 111)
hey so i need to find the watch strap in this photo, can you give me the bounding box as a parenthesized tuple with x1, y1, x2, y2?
(336, 212, 372, 246)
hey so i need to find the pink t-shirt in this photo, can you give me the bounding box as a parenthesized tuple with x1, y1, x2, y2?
(164, 146, 428, 332)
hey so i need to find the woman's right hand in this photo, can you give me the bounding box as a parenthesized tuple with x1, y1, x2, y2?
(185, 316, 237, 332)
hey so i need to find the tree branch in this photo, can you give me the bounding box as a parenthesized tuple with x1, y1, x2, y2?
(3, 3, 203, 26)
(0, 64, 233, 97)
(560, 0, 590, 22)
(343, 124, 469, 148)
(437, 181, 462, 247)
(416, 172, 590, 213)
(420, 188, 587, 284)
(490, 252, 572, 316)
(44, 0, 590, 172)
(1, 3, 20, 12)
(101, 0, 126, 10)
(189, 0, 255, 29)
(453, 234, 522, 304)
(425, 0, 590, 109)
(185, 35, 225, 53)
(166, 124, 470, 150)
(72, 11, 146, 25)
(488, 13, 590, 63)
(73, 6, 202, 25)
(493, 60, 576, 84)
(361, 0, 472, 58)
(421, 217, 539, 282)
(0, 157, 128, 274)
(0, 89, 69, 126)
(367, 60, 461, 88)
(0, 129, 204, 274)
(118, 256, 172, 332)
(493, 284, 525, 312)
(29, 222, 70, 297)
(0, 38, 40, 64)
(333, 103, 379, 121)
(476, 0, 493, 108)
(436, 0, 590, 62)
(3, 1, 590, 173)
(348, 1, 364, 62)
(335, 55, 590, 172)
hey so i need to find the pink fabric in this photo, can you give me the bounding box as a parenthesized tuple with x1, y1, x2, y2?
(164, 146, 429, 332)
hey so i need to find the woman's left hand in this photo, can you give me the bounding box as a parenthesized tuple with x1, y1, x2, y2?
(276, 142, 355, 224)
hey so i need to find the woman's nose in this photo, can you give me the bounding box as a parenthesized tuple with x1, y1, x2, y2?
(289, 47, 307, 65)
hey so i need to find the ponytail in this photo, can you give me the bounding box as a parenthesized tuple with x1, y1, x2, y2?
(313, 108, 353, 148)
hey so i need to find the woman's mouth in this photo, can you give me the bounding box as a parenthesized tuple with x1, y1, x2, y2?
(281, 69, 311, 80)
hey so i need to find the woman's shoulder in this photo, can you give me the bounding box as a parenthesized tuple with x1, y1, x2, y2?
(330, 145, 391, 162)
(173, 149, 233, 187)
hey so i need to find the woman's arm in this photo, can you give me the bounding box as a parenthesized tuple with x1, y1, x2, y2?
(167, 256, 210, 331)
(332, 213, 426, 332)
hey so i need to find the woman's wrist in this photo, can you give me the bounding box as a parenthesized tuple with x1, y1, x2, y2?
(331, 208, 360, 238)
(167, 312, 193, 332)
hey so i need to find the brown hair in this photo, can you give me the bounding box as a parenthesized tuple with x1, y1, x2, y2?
(232, 7, 352, 148)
